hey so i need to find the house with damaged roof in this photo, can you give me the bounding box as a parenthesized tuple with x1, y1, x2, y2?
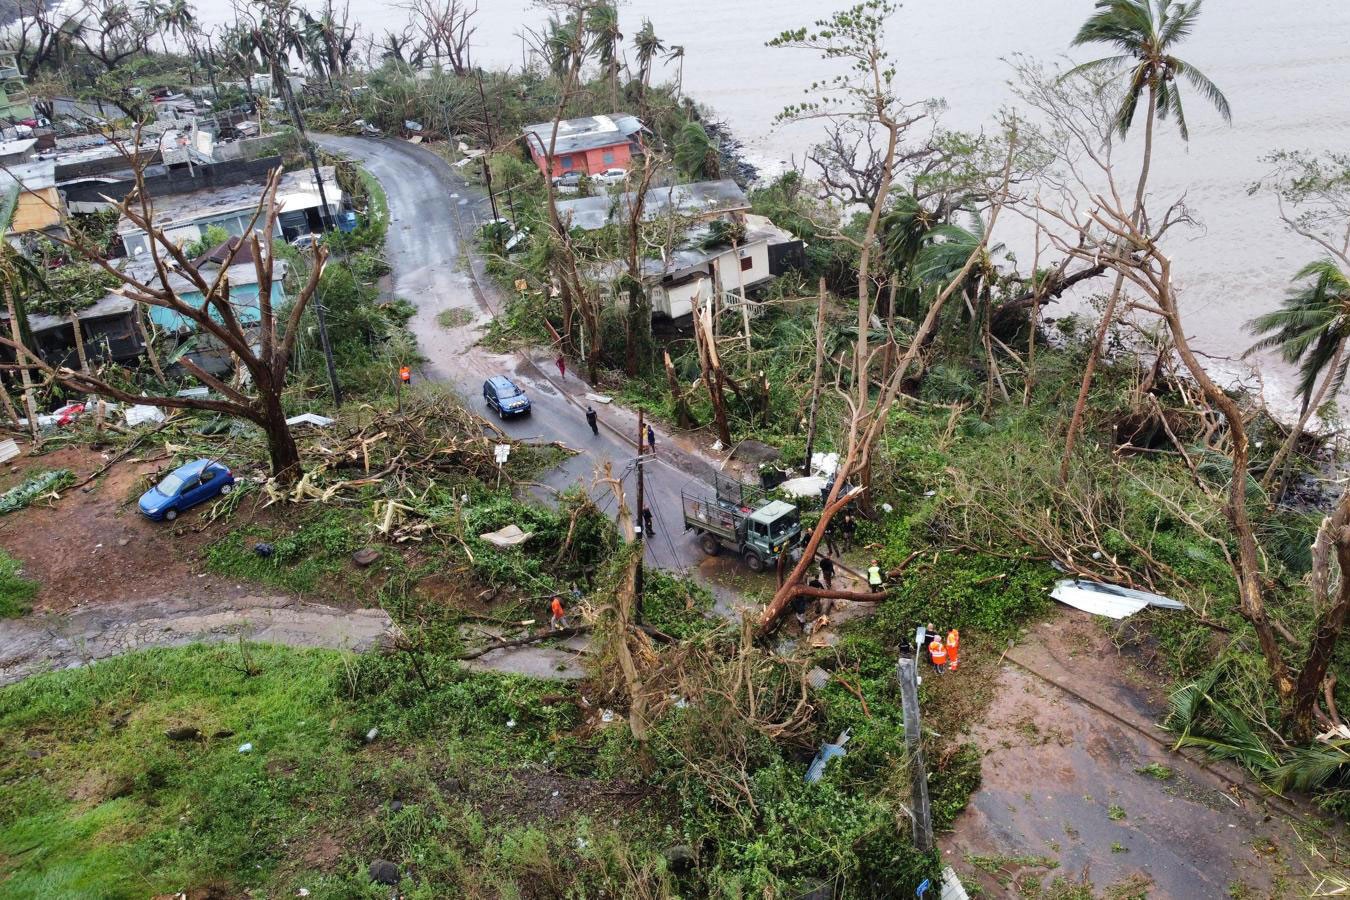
(522, 114, 645, 179)
(554, 179, 805, 320)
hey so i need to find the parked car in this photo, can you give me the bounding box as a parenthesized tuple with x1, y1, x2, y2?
(138, 459, 235, 522)
(291, 232, 321, 250)
(552, 171, 584, 189)
(594, 168, 628, 185)
(483, 375, 531, 419)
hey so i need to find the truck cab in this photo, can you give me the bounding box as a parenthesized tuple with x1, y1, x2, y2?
(742, 501, 801, 568)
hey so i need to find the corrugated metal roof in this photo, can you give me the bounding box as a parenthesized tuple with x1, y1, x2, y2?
(522, 114, 643, 156)
(555, 179, 749, 231)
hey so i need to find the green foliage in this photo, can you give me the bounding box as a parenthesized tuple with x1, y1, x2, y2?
(672, 120, 720, 180)
(0, 549, 37, 618)
(205, 508, 375, 595)
(640, 569, 715, 639)
(0, 470, 76, 516)
(183, 224, 231, 260)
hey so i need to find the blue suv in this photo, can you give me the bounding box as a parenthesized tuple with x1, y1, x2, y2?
(483, 375, 531, 418)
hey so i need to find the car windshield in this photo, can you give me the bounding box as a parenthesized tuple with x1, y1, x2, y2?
(158, 472, 188, 495)
(769, 513, 799, 539)
(498, 382, 521, 397)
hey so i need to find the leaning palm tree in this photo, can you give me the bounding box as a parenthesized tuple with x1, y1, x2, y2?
(1246, 259, 1350, 492)
(587, 2, 622, 108)
(663, 43, 684, 99)
(632, 19, 664, 106)
(1059, 0, 1232, 481)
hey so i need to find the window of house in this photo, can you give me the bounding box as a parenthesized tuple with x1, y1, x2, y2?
(603, 151, 616, 165)
(560, 155, 574, 169)
(740, 255, 753, 272)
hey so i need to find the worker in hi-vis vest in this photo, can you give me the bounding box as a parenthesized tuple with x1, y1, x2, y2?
(946, 628, 960, 672)
(928, 637, 947, 674)
(867, 559, 883, 589)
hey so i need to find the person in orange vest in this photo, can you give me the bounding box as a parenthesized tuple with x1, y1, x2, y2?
(399, 365, 411, 385)
(946, 628, 960, 672)
(928, 636, 947, 675)
(549, 595, 567, 630)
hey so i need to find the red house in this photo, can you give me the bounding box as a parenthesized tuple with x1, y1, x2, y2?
(522, 114, 644, 178)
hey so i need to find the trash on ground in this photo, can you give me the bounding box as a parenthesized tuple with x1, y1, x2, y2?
(779, 474, 827, 499)
(810, 451, 839, 478)
(480, 523, 532, 548)
(176, 386, 210, 400)
(286, 413, 335, 428)
(584, 392, 613, 404)
(237, 742, 253, 753)
(1049, 578, 1186, 619)
(125, 404, 166, 427)
(804, 728, 851, 783)
(806, 666, 831, 690)
(600, 708, 617, 723)
(0, 469, 74, 515)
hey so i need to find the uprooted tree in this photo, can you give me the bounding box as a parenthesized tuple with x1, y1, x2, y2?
(0, 163, 324, 483)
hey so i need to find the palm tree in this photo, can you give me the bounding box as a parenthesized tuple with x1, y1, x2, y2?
(663, 43, 684, 99)
(633, 19, 664, 105)
(0, 199, 47, 443)
(1059, 0, 1232, 481)
(587, 2, 622, 109)
(1246, 259, 1350, 491)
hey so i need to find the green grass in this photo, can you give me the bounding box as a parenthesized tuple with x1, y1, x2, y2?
(204, 508, 380, 597)
(0, 643, 652, 898)
(0, 548, 37, 617)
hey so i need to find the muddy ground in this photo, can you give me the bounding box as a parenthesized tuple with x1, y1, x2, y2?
(945, 610, 1332, 898)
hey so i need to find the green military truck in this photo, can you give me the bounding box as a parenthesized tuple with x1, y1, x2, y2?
(681, 473, 803, 572)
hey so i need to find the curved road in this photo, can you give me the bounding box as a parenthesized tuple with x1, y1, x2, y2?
(315, 135, 724, 581)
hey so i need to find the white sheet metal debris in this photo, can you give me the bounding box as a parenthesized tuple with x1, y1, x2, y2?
(1050, 578, 1186, 619)
(480, 523, 532, 548)
(584, 392, 613, 404)
(778, 475, 827, 499)
(810, 451, 839, 478)
(0, 439, 19, 464)
(804, 728, 851, 783)
(125, 404, 167, 427)
(940, 866, 970, 900)
(285, 413, 336, 428)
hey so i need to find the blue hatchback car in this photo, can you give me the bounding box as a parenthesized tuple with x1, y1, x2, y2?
(483, 375, 531, 418)
(138, 459, 236, 521)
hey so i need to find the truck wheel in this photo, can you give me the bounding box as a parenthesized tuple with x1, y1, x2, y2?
(744, 551, 765, 573)
(699, 533, 721, 556)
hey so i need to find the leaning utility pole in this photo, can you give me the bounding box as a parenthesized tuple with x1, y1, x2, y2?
(896, 654, 934, 852)
(474, 68, 501, 229)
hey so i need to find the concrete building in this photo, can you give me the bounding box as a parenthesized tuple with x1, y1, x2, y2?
(522, 114, 643, 178)
(116, 166, 343, 257)
(556, 180, 805, 321)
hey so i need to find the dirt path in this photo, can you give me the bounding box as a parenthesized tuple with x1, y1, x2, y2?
(0, 592, 391, 685)
(944, 611, 1322, 897)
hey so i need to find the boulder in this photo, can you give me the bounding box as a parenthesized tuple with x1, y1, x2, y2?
(352, 548, 381, 567)
(368, 859, 400, 885)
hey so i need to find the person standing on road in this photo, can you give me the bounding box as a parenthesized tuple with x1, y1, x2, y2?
(585, 405, 599, 436)
(556, 354, 566, 379)
(946, 628, 960, 672)
(840, 512, 857, 551)
(642, 507, 654, 536)
(819, 556, 836, 590)
(550, 595, 568, 630)
(646, 423, 656, 454)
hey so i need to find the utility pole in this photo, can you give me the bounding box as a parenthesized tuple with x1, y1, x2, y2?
(896, 655, 934, 852)
(267, 49, 342, 408)
(802, 277, 827, 473)
(634, 407, 646, 624)
(474, 68, 501, 230)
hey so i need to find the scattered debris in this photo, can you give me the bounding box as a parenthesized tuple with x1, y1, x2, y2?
(480, 524, 532, 548)
(0, 469, 75, 515)
(365, 727, 380, 743)
(1050, 579, 1186, 619)
(285, 413, 335, 428)
(0, 439, 19, 464)
(806, 667, 832, 690)
(779, 475, 827, 499)
(125, 404, 167, 427)
(164, 726, 202, 741)
(237, 742, 253, 753)
(368, 859, 400, 886)
(804, 728, 851, 783)
(351, 548, 381, 567)
(584, 392, 613, 404)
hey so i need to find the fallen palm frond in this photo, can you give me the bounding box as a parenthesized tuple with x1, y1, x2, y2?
(0, 469, 75, 515)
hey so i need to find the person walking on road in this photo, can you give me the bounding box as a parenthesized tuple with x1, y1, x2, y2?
(840, 512, 857, 551)
(556, 354, 566, 379)
(641, 507, 654, 536)
(646, 423, 656, 454)
(946, 628, 960, 672)
(819, 555, 836, 590)
(585, 405, 599, 436)
(928, 635, 947, 675)
(550, 595, 568, 630)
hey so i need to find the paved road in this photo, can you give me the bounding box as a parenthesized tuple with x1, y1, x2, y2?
(316, 135, 728, 582)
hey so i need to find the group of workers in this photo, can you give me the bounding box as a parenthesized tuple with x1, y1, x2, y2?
(925, 624, 961, 674)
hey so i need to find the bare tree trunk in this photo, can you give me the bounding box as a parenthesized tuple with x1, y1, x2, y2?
(1059, 84, 1158, 481)
(1262, 337, 1346, 495)
(69, 313, 89, 376)
(692, 297, 731, 446)
(663, 349, 692, 429)
(135, 304, 167, 384)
